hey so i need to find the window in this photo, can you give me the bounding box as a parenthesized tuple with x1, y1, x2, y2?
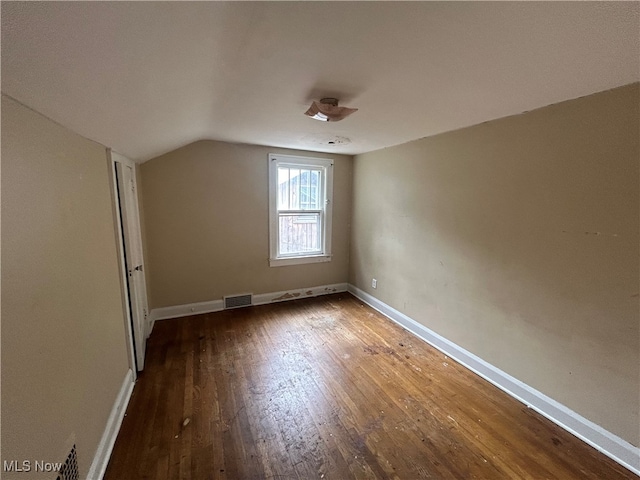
(268, 154, 333, 267)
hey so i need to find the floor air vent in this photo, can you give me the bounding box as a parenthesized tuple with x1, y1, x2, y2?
(56, 444, 79, 480)
(224, 294, 253, 309)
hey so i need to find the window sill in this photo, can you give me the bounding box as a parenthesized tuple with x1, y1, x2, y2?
(269, 255, 332, 267)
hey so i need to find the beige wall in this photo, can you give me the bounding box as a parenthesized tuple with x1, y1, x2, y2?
(350, 84, 639, 445)
(1, 96, 130, 478)
(140, 140, 352, 309)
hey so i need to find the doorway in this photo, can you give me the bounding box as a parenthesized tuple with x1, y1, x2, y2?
(110, 150, 149, 372)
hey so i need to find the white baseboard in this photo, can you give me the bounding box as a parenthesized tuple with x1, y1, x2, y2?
(150, 283, 348, 322)
(253, 283, 348, 306)
(151, 297, 224, 321)
(347, 285, 640, 476)
(87, 368, 135, 480)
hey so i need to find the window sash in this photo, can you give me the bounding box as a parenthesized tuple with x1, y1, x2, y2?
(277, 166, 323, 211)
(277, 211, 323, 257)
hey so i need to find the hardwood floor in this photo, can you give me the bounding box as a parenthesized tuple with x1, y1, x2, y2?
(105, 293, 637, 479)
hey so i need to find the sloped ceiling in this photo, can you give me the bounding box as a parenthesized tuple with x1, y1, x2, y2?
(2, 2, 638, 162)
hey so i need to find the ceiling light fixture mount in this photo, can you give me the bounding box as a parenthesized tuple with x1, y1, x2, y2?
(305, 97, 358, 122)
(301, 133, 352, 146)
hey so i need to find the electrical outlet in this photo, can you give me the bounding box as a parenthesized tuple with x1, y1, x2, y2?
(372, 278, 377, 289)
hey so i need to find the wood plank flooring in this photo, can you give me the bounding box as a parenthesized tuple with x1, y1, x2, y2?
(105, 293, 637, 479)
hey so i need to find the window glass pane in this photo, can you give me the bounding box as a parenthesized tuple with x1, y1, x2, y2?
(278, 213, 321, 255)
(311, 170, 321, 209)
(300, 169, 310, 209)
(277, 167, 290, 210)
(289, 168, 300, 209)
(300, 168, 321, 210)
(277, 167, 323, 211)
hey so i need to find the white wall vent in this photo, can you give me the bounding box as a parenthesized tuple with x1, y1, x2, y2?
(224, 294, 253, 309)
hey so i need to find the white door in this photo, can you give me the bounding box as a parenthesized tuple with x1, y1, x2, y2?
(114, 155, 148, 371)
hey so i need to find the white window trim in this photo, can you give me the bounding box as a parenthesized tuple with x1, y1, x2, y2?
(268, 153, 333, 267)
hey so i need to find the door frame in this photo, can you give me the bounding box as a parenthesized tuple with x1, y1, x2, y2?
(108, 148, 149, 372)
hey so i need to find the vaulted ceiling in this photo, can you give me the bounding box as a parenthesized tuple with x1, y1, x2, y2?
(2, 2, 638, 162)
